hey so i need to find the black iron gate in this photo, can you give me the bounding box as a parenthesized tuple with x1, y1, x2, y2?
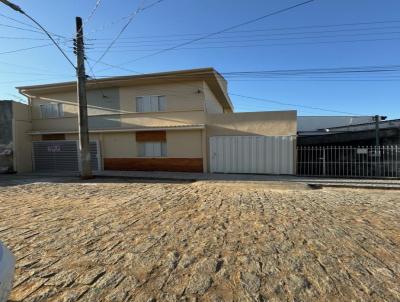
(297, 146, 400, 178)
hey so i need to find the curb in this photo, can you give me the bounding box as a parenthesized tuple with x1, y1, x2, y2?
(308, 183, 400, 190)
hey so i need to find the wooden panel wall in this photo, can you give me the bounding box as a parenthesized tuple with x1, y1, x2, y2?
(104, 158, 203, 172)
(136, 131, 166, 142)
(41, 134, 66, 141)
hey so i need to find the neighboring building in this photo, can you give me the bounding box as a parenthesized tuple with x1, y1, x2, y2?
(298, 116, 375, 136)
(298, 118, 400, 146)
(15, 68, 297, 174)
(0, 100, 32, 173)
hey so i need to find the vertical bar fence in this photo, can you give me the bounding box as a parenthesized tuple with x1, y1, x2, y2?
(297, 145, 400, 178)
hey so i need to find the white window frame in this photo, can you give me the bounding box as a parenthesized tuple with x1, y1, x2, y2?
(137, 141, 167, 157)
(136, 95, 166, 113)
(39, 103, 64, 119)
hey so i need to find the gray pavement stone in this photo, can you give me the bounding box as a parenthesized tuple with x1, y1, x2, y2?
(1, 176, 399, 301)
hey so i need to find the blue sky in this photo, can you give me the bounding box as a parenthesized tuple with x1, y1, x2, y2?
(0, 0, 399, 117)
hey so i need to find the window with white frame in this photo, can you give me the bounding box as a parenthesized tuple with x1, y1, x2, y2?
(39, 103, 64, 119)
(138, 141, 167, 157)
(136, 95, 166, 112)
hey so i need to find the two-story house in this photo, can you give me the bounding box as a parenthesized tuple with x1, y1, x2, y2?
(14, 68, 297, 174)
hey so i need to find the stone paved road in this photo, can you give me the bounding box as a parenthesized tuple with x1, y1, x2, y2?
(0, 178, 399, 301)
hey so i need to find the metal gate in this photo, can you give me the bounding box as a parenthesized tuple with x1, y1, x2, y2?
(297, 146, 400, 178)
(210, 136, 295, 175)
(33, 140, 100, 172)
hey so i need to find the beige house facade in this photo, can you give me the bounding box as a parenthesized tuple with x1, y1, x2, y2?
(15, 68, 297, 174)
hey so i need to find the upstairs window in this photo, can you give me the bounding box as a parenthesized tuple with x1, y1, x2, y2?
(40, 103, 64, 119)
(136, 95, 166, 112)
(138, 141, 167, 157)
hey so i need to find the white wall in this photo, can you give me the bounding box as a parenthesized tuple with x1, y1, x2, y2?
(203, 83, 223, 113)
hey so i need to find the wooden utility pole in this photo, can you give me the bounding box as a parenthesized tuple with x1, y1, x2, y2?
(374, 115, 380, 147)
(75, 17, 92, 179)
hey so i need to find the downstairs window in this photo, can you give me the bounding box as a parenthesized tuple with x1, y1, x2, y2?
(137, 141, 167, 157)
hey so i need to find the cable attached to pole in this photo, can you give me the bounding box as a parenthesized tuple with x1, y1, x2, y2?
(0, 0, 76, 69)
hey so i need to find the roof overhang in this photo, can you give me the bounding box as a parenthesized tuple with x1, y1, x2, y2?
(28, 124, 205, 135)
(17, 68, 234, 111)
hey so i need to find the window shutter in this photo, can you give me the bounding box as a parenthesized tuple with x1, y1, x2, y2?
(40, 104, 45, 118)
(158, 96, 166, 111)
(58, 103, 64, 117)
(149, 96, 157, 112)
(138, 143, 145, 157)
(136, 97, 143, 112)
(136, 96, 166, 112)
(49, 103, 57, 118)
(161, 142, 167, 157)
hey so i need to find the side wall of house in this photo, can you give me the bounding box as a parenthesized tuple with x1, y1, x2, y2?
(13, 102, 32, 173)
(203, 83, 223, 114)
(0, 101, 14, 173)
(206, 111, 297, 137)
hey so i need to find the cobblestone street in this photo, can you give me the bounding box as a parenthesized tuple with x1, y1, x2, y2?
(0, 177, 399, 301)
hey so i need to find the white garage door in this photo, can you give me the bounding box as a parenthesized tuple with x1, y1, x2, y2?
(210, 136, 295, 175)
(33, 140, 100, 172)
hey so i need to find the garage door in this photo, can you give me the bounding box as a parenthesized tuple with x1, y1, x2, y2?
(33, 141, 100, 172)
(210, 136, 295, 175)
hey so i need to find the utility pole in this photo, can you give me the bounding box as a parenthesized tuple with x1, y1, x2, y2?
(374, 115, 381, 177)
(75, 17, 92, 179)
(374, 115, 380, 147)
(1, 1, 91, 179)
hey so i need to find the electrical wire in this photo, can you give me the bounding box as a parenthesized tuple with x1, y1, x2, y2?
(106, 0, 316, 67)
(85, 31, 400, 50)
(88, 37, 400, 55)
(91, 0, 166, 68)
(89, 19, 400, 40)
(85, 0, 102, 24)
(20, 13, 76, 69)
(85, 0, 166, 38)
(0, 35, 51, 40)
(0, 14, 68, 39)
(230, 93, 362, 115)
(0, 22, 45, 34)
(85, 28, 400, 47)
(0, 43, 53, 55)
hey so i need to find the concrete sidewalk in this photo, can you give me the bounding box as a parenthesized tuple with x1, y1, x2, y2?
(2, 171, 399, 189)
(94, 170, 400, 189)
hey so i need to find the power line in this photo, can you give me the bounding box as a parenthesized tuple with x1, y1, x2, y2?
(88, 19, 400, 40)
(92, 0, 166, 68)
(86, 26, 400, 46)
(0, 69, 72, 76)
(230, 93, 363, 115)
(0, 1, 76, 69)
(0, 12, 40, 29)
(91, 0, 147, 67)
(89, 37, 400, 56)
(85, 0, 102, 24)
(104, 0, 316, 67)
(86, 30, 400, 50)
(0, 14, 68, 39)
(0, 76, 75, 86)
(0, 22, 45, 34)
(85, 0, 167, 38)
(0, 43, 52, 55)
(82, 58, 368, 116)
(0, 35, 50, 40)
